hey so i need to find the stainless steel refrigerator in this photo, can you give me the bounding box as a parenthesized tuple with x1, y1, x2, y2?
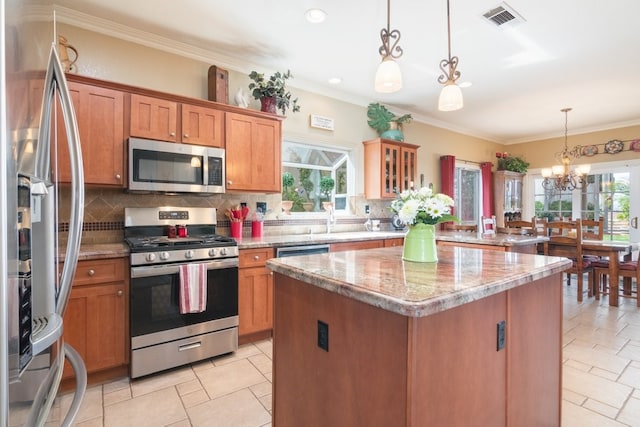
(2, 0, 86, 425)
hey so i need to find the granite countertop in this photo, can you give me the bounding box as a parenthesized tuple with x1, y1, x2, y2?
(266, 246, 571, 318)
(235, 231, 406, 249)
(435, 230, 548, 246)
(73, 243, 130, 261)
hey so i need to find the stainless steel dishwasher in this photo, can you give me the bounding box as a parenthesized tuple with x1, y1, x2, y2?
(275, 244, 331, 258)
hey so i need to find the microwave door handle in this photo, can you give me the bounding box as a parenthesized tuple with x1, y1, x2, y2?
(38, 46, 85, 316)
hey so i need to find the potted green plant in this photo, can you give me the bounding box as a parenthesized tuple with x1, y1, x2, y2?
(319, 175, 335, 211)
(248, 70, 301, 115)
(299, 168, 315, 211)
(367, 102, 412, 141)
(282, 172, 295, 214)
(497, 154, 529, 173)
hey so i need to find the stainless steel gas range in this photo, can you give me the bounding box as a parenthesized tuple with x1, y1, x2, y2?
(124, 207, 238, 378)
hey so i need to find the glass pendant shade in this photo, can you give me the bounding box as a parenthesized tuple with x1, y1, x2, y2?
(438, 82, 463, 111)
(374, 57, 402, 93)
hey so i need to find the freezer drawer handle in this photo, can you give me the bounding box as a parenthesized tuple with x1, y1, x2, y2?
(179, 341, 202, 351)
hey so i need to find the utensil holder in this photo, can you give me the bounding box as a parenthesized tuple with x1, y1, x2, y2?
(230, 221, 242, 238)
(251, 221, 263, 238)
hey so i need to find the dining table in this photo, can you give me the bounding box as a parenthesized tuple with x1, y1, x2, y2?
(582, 240, 639, 307)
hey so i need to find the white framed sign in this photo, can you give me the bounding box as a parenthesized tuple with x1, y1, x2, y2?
(309, 114, 335, 131)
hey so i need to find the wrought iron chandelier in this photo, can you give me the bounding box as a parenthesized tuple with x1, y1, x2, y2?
(541, 108, 590, 192)
(375, 0, 403, 93)
(438, 0, 463, 111)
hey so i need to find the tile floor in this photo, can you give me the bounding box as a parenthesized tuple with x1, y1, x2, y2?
(49, 281, 639, 427)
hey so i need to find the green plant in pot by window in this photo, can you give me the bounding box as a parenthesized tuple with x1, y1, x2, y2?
(319, 176, 335, 200)
(248, 70, 301, 115)
(496, 154, 529, 173)
(282, 172, 295, 200)
(299, 168, 315, 211)
(367, 102, 412, 141)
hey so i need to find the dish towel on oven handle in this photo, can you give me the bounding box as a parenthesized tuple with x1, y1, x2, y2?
(179, 263, 208, 314)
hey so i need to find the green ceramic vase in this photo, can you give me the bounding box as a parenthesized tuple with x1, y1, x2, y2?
(403, 223, 438, 263)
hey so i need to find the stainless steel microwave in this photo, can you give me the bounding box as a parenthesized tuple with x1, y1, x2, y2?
(128, 137, 225, 194)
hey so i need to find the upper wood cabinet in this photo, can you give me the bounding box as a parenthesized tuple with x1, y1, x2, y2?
(129, 94, 224, 147)
(363, 138, 419, 199)
(225, 112, 282, 193)
(56, 80, 125, 186)
(494, 170, 525, 227)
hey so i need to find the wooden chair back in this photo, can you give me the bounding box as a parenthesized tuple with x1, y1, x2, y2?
(481, 215, 497, 234)
(444, 223, 478, 233)
(582, 216, 604, 240)
(505, 219, 534, 229)
(497, 226, 535, 236)
(532, 217, 549, 237)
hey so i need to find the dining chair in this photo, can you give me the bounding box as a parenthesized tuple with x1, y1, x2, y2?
(481, 215, 497, 234)
(444, 223, 478, 232)
(505, 219, 534, 229)
(497, 226, 535, 236)
(593, 253, 639, 307)
(531, 217, 549, 237)
(544, 220, 594, 302)
(582, 216, 604, 240)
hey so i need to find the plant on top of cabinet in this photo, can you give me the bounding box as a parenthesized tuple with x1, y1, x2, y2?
(496, 153, 529, 173)
(367, 102, 412, 141)
(248, 70, 301, 115)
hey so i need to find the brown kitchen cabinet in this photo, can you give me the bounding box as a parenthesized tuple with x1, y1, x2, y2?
(56, 80, 125, 186)
(363, 138, 419, 199)
(238, 248, 275, 343)
(384, 237, 404, 247)
(129, 94, 224, 147)
(62, 258, 128, 381)
(494, 170, 525, 227)
(225, 112, 282, 192)
(330, 240, 384, 252)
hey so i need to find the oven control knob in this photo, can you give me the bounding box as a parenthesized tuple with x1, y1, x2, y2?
(208, 248, 217, 257)
(146, 253, 156, 262)
(185, 250, 194, 259)
(160, 251, 170, 260)
(220, 248, 228, 256)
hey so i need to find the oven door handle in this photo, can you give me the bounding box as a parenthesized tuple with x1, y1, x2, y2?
(131, 258, 238, 278)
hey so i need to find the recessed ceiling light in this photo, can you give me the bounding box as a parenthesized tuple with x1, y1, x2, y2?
(328, 77, 342, 84)
(459, 81, 473, 88)
(305, 8, 327, 23)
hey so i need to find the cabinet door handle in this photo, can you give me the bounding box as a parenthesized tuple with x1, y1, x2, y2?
(253, 255, 260, 261)
(115, 173, 121, 180)
(183, 133, 189, 138)
(169, 131, 176, 137)
(632, 216, 638, 229)
(117, 290, 123, 296)
(227, 180, 232, 186)
(87, 269, 95, 276)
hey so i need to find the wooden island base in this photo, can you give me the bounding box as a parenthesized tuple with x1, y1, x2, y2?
(273, 272, 562, 427)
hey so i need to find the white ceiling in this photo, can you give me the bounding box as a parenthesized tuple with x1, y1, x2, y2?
(53, 0, 640, 144)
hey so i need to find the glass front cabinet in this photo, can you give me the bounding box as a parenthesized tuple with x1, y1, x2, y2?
(363, 138, 419, 199)
(493, 170, 525, 227)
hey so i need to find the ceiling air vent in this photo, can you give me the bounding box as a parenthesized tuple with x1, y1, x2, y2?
(482, 2, 525, 27)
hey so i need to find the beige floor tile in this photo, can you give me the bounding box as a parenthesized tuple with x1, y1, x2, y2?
(617, 397, 640, 426)
(74, 416, 104, 426)
(176, 378, 203, 396)
(187, 388, 270, 427)
(249, 354, 272, 375)
(258, 393, 272, 412)
(619, 365, 640, 389)
(618, 324, 640, 341)
(591, 366, 622, 382)
(583, 398, 620, 419)
(619, 342, 640, 361)
(130, 366, 197, 398)
(103, 386, 132, 407)
(166, 420, 192, 427)
(564, 365, 633, 409)
(564, 342, 631, 374)
(102, 376, 130, 394)
(104, 386, 187, 427)
(250, 381, 272, 398)
(562, 401, 628, 427)
(197, 358, 267, 400)
(565, 358, 591, 372)
(213, 344, 262, 366)
(191, 359, 215, 373)
(563, 388, 587, 405)
(57, 385, 103, 424)
(180, 389, 210, 409)
(254, 339, 273, 358)
(263, 372, 272, 383)
(634, 389, 640, 399)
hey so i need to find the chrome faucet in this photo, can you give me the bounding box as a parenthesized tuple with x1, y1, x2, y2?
(326, 204, 335, 233)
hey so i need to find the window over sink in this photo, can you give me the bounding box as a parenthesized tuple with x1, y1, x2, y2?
(282, 140, 353, 214)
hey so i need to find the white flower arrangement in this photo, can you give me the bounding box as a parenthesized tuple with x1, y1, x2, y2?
(390, 187, 457, 226)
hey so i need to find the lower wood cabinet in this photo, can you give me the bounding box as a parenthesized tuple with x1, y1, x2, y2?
(384, 237, 404, 247)
(330, 240, 384, 252)
(238, 248, 275, 342)
(62, 257, 128, 380)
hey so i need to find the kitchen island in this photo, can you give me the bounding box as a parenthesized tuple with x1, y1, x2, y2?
(266, 246, 571, 427)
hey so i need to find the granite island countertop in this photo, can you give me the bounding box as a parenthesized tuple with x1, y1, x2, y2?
(233, 230, 406, 249)
(435, 230, 547, 247)
(266, 245, 571, 317)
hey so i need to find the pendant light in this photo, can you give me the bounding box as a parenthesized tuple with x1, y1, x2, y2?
(437, 0, 463, 111)
(375, 0, 403, 93)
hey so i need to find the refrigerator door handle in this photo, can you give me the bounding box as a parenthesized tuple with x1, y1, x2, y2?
(60, 344, 87, 427)
(37, 45, 85, 317)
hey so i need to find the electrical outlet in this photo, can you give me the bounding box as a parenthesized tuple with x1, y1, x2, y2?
(256, 202, 267, 213)
(365, 204, 370, 214)
(497, 320, 506, 351)
(317, 320, 329, 352)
